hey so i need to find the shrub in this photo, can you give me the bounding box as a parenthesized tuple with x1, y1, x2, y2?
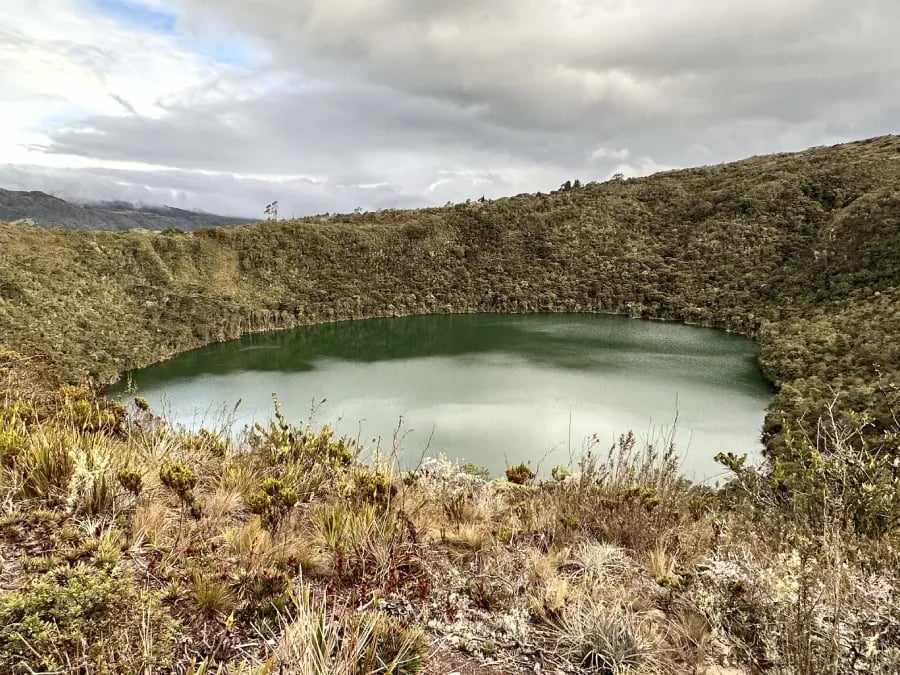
(0, 565, 177, 673)
(460, 462, 491, 479)
(187, 428, 228, 458)
(505, 462, 535, 485)
(253, 399, 356, 470)
(117, 467, 143, 496)
(245, 478, 298, 532)
(160, 458, 203, 519)
(347, 468, 396, 509)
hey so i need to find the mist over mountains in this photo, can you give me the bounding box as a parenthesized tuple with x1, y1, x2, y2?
(0, 188, 248, 231)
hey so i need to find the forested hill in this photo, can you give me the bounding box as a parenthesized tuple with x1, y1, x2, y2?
(1, 135, 899, 451)
(0, 188, 248, 231)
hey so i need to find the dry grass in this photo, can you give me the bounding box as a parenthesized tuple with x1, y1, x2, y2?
(0, 382, 897, 674)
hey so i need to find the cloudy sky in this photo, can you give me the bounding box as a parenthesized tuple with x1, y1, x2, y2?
(1, 0, 898, 218)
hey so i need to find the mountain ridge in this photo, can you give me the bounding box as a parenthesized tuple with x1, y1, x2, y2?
(0, 187, 249, 231)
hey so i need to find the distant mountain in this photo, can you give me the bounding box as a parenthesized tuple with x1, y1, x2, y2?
(0, 188, 250, 231)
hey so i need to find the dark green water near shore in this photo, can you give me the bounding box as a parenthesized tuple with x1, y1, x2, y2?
(112, 314, 773, 481)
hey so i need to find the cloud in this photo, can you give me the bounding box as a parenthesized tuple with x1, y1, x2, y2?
(1, 0, 899, 217)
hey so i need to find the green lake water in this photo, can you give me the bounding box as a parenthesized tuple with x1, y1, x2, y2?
(111, 314, 774, 481)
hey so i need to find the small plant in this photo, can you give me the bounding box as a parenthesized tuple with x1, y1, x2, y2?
(465, 575, 512, 611)
(552, 597, 662, 673)
(59, 387, 125, 434)
(190, 569, 237, 618)
(189, 428, 228, 458)
(0, 421, 24, 468)
(253, 399, 357, 469)
(160, 458, 203, 519)
(356, 612, 429, 674)
(134, 396, 150, 412)
(551, 464, 571, 482)
(460, 462, 490, 479)
(16, 437, 74, 505)
(117, 467, 143, 496)
(505, 462, 535, 485)
(245, 478, 298, 532)
(347, 468, 396, 508)
(230, 566, 291, 618)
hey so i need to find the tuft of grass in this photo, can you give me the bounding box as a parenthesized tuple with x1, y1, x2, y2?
(550, 595, 665, 673)
(190, 569, 237, 618)
(273, 586, 427, 674)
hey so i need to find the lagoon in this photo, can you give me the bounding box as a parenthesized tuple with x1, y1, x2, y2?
(112, 314, 773, 481)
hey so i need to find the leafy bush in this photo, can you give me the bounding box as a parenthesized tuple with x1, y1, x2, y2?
(347, 468, 396, 508)
(0, 565, 177, 673)
(245, 477, 298, 532)
(160, 458, 203, 519)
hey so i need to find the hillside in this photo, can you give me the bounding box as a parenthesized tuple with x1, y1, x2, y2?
(0, 136, 899, 674)
(0, 188, 249, 231)
(1, 135, 899, 445)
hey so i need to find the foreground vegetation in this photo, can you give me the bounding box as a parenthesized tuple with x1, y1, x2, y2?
(0, 136, 899, 672)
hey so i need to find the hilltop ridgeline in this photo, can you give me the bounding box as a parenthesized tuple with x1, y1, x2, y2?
(1, 135, 899, 450)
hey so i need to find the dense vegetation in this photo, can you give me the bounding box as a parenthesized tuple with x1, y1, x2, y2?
(0, 136, 898, 673)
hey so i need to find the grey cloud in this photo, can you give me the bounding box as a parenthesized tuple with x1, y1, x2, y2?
(6, 0, 900, 216)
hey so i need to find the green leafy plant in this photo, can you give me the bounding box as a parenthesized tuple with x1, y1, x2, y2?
(160, 458, 203, 519)
(0, 565, 177, 672)
(245, 478, 298, 532)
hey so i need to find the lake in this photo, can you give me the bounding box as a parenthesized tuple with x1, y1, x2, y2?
(111, 314, 774, 481)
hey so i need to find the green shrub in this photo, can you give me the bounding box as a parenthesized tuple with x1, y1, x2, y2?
(253, 399, 356, 470)
(347, 468, 396, 508)
(116, 467, 143, 496)
(245, 478, 298, 531)
(460, 462, 491, 479)
(187, 428, 228, 457)
(159, 458, 203, 519)
(0, 565, 177, 673)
